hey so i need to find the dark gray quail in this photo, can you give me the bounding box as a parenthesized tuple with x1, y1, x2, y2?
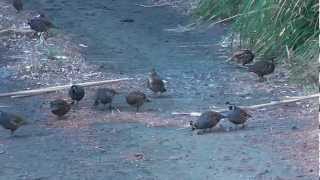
(94, 88, 118, 110)
(28, 18, 49, 34)
(28, 14, 55, 34)
(230, 49, 254, 65)
(13, 0, 23, 12)
(38, 13, 56, 29)
(0, 111, 27, 135)
(224, 102, 251, 129)
(147, 69, 166, 94)
(189, 111, 224, 134)
(50, 99, 71, 117)
(247, 58, 275, 81)
(69, 85, 85, 104)
(126, 91, 150, 112)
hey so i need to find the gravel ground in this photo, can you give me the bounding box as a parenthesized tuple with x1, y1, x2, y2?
(0, 0, 318, 179)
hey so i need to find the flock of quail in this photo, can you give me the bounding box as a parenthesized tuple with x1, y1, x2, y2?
(0, 0, 277, 135)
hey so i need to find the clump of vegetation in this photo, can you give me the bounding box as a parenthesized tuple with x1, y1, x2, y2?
(195, 0, 319, 88)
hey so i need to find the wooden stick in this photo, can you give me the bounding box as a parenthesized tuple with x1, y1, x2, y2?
(0, 28, 33, 36)
(242, 93, 320, 109)
(0, 78, 133, 98)
(135, 3, 170, 8)
(172, 93, 319, 116)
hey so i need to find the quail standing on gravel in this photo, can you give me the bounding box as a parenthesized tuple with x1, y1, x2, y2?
(224, 102, 251, 129)
(147, 69, 166, 95)
(247, 58, 275, 81)
(13, 0, 23, 13)
(69, 85, 85, 104)
(28, 13, 55, 34)
(50, 99, 71, 118)
(230, 49, 254, 65)
(189, 111, 224, 134)
(94, 88, 118, 110)
(126, 91, 150, 112)
(0, 111, 27, 135)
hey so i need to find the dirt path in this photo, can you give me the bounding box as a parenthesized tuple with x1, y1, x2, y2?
(0, 0, 318, 179)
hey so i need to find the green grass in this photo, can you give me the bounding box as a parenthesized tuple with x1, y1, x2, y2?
(195, 0, 319, 88)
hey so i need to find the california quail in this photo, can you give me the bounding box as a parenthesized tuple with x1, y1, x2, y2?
(94, 88, 118, 110)
(189, 111, 224, 134)
(28, 14, 55, 34)
(126, 91, 150, 112)
(247, 58, 275, 81)
(13, 0, 23, 12)
(69, 85, 85, 104)
(0, 111, 27, 135)
(230, 49, 254, 65)
(147, 69, 166, 94)
(50, 99, 71, 117)
(224, 102, 251, 129)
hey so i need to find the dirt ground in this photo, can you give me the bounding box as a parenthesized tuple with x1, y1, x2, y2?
(0, 0, 318, 179)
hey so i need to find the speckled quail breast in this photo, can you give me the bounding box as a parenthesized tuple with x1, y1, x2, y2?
(225, 103, 251, 128)
(69, 85, 85, 104)
(231, 49, 254, 65)
(147, 69, 166, 93)
(94, 88, 118, 109)
(190, 111, 224, 130)
(126, 91, 150, 111)
(0, 111, 27, 135)
(247, 59, 275, 80)
(50, 99, 71, 117)
(13, 0, 23, 12)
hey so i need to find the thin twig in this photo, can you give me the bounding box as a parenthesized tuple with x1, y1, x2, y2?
(135, 3, 170, 8)
(171, 93, 319, 116)
(0, 78, 133, 98)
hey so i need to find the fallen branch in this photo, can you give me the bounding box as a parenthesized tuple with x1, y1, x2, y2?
(242, 93, 319, 109)
(135, 3, 170, 8)
(0, 28, 33, 36)
(0, 78, 133, 98)
(172, 93, 319, 116)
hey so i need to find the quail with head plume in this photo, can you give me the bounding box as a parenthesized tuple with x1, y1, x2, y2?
(69, 85, 85, 104)
(126, 91, 150, 112)
(0, 111, 27, 135)
(147, 68, 166, 94)
(230, 49, 254, 65)
(50, 99, 71, 117)
(13, 0, 23, 12)
(94, 88, 118, 110)
(223, 102, 251, 129)
(190, 111, 224, 134)
(247, 58, 275, 81)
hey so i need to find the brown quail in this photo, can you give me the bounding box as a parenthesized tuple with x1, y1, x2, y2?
(230, 49, 254, 65)
(50, 99, 71, 117)
(247, 58, 275, 81)
(147, 69, 166, 94)
(126, 91, 150, 112)
(0, 111, 27, 135)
